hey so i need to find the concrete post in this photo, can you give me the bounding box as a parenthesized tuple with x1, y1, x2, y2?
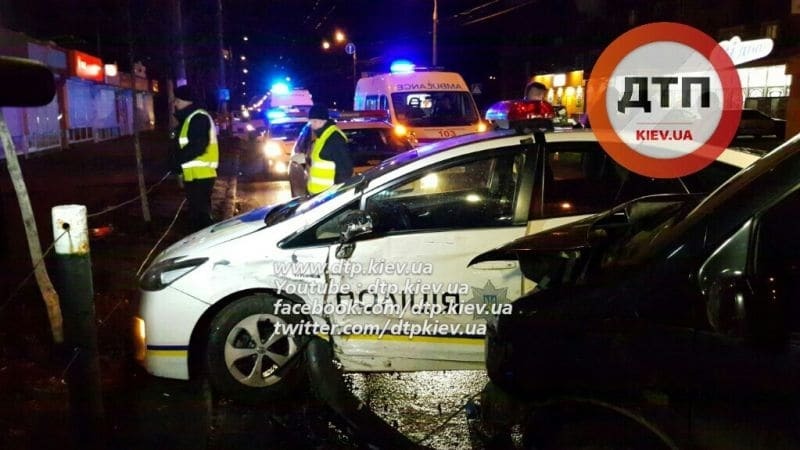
(52, 204, 105, 449)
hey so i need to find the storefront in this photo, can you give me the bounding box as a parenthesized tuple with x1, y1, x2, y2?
(64, 50, 104, 144)
(738, 63, 793, 118)
(26, 42, 66, 152)
(0, 28, 65, 157)
(529, 70, 586, 122)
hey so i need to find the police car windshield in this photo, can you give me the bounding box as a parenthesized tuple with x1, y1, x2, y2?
(292, 129, 513, 216)
(392, 92, 479, 127)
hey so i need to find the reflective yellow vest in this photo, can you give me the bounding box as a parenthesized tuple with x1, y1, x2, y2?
(179, 109, 219, 182)
(307, 125, 347, 194)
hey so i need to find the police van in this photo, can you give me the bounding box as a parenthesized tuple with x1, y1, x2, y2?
(354, 63, 486, 143)
(134, 100, 760, 400)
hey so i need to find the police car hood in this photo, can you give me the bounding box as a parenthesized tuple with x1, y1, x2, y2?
(157, 205, 277, 260)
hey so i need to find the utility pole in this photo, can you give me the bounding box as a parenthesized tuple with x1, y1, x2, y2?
(172, 0, 187, 86)
(127, 0, 152, 223)
(432, 0, 438, 67)
(216, 0, 228, 125)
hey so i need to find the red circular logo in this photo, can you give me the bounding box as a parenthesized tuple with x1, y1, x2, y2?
(588, 22, 742, 178)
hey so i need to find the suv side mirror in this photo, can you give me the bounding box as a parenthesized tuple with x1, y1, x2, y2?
(335, 210, 374, 259)
(706, 273, 751, 337)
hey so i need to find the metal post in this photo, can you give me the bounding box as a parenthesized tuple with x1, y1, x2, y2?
(216, 0, 228, 122)
(52, 204, 104, 449)
(172, 0, 187, 86)
(352, 50, 357, 92)
(432, 0, 438, 67)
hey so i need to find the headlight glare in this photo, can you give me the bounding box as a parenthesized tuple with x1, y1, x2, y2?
(263, 141, 282, 158)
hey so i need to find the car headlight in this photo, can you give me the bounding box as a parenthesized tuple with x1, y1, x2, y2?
(139, 257, 208, 291)
(263, 141, 283, 158)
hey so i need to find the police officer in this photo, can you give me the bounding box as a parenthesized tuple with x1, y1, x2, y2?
(172, 85, 219, 232)
(306, 104, 352, 194)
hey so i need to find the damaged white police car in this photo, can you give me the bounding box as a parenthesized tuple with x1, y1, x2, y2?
(134, 100, 760, 400)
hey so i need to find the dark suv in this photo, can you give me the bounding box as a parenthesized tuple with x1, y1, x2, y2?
(472, 136, 800, 449)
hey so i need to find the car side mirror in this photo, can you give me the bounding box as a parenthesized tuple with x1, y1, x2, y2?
(335, 210, 374, 259)
(706, 273, 752, 337)
(0, 57, 56, 107)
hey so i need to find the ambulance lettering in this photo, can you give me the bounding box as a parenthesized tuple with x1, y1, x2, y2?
(395, 82, 465, 91)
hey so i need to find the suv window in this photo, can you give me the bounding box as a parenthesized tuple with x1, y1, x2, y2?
(682, 161, 741, 193)
(537, 142, 685, 219)
(366, 152, 524, 232)
(755, 188, 800, 331)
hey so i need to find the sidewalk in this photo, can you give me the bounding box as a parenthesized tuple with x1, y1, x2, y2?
(0, 132, 242, 449)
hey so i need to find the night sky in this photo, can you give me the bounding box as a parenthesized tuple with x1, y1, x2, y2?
(0, 0, 784, 109)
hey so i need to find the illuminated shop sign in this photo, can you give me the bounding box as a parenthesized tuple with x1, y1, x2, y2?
(718, 36, 773, 66)
(70, 51, 104, 82)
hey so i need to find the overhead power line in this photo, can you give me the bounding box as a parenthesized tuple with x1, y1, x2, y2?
(460, 0, 539, 26)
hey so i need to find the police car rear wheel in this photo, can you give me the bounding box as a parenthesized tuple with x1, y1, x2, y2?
(206, 294, 306, 400)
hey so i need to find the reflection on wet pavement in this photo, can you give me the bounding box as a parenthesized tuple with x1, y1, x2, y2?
(346, 370, 489, 449)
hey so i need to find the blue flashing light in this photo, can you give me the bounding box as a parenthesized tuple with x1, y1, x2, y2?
(390, 60, 415, 74)
(270, 82, 290, 95)
(267, 109, 287, 120)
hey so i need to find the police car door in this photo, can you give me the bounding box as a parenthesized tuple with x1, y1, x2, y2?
(328, 148, 530, 370)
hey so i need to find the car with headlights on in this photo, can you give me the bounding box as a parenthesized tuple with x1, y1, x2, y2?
(260, 113, 307, 179)
(471, 134, 800, 449)
(134, 99, 760, 402)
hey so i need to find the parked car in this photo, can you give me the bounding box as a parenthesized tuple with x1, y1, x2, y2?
(259, 115, 307, 179)
(134, 100, 759, 402)
(737, 108, 786, 139)
(288, 111, 417, 196)
(472, 134, 800, 449)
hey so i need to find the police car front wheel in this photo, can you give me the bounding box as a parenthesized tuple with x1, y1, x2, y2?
(205, 294, 307, 400)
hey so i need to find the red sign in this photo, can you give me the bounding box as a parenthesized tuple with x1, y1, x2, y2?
(69, 50, 104, 82)
(587, 23, 741, 178)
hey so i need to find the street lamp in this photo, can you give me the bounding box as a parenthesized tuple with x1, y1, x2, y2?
(322, 31, 358, 91)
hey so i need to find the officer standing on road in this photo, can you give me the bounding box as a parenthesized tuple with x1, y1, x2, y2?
(171, 85, 219, 232)
(305, 104, 352, 194)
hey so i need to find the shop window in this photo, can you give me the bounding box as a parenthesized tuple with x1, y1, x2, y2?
(768, 88, 785, 98)
(762, 23, 779, 40)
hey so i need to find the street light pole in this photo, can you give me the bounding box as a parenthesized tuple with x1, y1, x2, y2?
(352, 49, 357, 91)
(432, 0, 438, 67)
(216, 0, 228, 119)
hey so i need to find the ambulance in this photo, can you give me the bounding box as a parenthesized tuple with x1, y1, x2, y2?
(134, 100, 759, 401)
(354, 61, 486, 143)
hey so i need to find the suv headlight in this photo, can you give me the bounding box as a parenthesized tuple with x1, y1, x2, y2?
(139, 257, 208, 291)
